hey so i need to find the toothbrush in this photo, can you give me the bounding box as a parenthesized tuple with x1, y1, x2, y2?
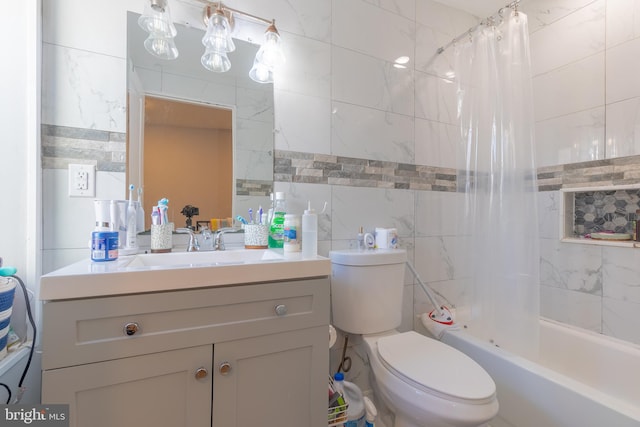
(137, 187, 145, 232)
(125, 184, 138, 250)
(158, 198, 169, 225)
(128, 184, 135, 206)
(248, 208, 254, 224)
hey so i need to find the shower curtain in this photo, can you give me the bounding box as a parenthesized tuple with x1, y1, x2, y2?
(454, 10, 540, 359)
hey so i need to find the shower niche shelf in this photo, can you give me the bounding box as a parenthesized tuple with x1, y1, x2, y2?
(560, 185, 640, 248)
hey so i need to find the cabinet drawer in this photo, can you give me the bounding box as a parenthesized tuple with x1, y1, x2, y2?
(42, 278, 329, 370)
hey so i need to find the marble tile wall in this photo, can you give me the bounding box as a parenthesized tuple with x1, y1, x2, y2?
(539, 189, 640, 344)
(526, 0, 640, 167)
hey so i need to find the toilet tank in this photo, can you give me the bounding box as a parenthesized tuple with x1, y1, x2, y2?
(329, 249, 407, 334)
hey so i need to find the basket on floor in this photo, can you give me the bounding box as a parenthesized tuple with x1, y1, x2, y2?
(0, 278, 16, 359)
(0, 323, 9, 359)
(0, 307, 11, 331)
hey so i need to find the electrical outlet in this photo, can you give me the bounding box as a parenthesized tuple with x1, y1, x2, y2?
(68, 164, 96, 197)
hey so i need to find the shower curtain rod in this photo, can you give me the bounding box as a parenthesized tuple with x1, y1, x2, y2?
(436, 0, 520, 55)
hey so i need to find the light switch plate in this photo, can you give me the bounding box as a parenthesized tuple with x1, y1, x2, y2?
(68, 164, 96, 197)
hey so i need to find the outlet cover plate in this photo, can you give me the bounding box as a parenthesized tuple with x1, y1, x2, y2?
(68, 164, 96, 197)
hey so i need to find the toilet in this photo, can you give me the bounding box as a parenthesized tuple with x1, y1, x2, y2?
(329, 249, 498, 427)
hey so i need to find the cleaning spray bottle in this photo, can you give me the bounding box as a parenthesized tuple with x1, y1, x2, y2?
(124, 184, 138, 254)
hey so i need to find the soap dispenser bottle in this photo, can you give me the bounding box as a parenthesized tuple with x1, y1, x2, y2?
(302, 201, 318, 258)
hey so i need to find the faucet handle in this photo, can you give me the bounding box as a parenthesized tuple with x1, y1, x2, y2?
(213, 227, 242, 251)
(176, 228, 200, 252)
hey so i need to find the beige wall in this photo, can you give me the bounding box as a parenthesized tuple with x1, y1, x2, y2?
(144, 125, 232, 228)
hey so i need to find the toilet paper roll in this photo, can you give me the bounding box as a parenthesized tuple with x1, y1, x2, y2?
(329, 324, 337, 348)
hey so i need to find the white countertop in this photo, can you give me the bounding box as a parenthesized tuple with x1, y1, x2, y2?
(40, 249, 331, 301)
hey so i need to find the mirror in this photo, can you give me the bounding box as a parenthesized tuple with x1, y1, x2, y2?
(127, 12, 274, 230)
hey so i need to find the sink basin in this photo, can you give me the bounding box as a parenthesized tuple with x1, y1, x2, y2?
(125, 249, 284, 269)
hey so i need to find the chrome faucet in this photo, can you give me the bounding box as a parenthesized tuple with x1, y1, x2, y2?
(213, 227, 242, 251)
(176, 228, 200, 252)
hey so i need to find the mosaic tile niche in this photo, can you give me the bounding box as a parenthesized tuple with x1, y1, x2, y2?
(572, 189, 640, 236)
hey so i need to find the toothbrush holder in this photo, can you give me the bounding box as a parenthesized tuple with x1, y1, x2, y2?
(243, 224, 268, 249)
(151, 223, 173, 253)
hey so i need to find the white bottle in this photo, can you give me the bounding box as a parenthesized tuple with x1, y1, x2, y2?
(333, 372, 346, 403)
(125, 184, 138, 252)
(302, 201, 318, 259)
(283, 214, 300, 252)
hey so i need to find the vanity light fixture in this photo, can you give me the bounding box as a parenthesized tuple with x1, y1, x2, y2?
(202, 2, 286, 83)
(138, 0, 285, 82)
(138, 0, 179, 60)
(200, 4, 235, 72)
(248, 21, 285, 84)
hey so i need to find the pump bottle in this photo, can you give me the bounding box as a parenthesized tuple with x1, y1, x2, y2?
(302, 201, 318, 258)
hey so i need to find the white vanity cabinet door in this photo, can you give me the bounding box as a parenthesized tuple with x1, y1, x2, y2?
(42, 345, 212, 427)
(212, 325, 328, 427)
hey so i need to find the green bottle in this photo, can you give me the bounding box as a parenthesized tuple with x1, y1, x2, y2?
(268, 192, 286, 249)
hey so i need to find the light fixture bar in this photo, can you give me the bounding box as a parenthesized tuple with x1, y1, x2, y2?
(197, 1, 285, 82)
(202, 2, 273, 27)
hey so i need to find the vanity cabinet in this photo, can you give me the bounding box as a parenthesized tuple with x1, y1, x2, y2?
(41, 277, 329, 427)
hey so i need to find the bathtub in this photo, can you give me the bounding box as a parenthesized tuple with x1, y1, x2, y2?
(441, 318, 640, 427)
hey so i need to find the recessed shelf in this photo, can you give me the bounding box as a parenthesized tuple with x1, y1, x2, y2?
(559, 184, 640, 247)
(560, 237, 640, 248)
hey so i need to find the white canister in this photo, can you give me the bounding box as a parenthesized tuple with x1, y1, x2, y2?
(283, 214, 301, 252)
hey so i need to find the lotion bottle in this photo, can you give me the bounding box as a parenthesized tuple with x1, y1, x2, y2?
(302, 201, 318, 258)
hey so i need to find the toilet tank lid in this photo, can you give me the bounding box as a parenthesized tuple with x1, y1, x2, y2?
(329, 249, 407, 266)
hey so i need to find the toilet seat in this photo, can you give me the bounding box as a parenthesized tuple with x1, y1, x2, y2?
(377, 331, 496, 404)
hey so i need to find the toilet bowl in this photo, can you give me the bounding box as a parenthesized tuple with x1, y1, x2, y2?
(329, 249, 498, 427)
(363, 331, 498, 427)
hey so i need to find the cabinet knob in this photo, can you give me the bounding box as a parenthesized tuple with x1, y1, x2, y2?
(123, 322, 140, 336)
(195, 367, 208, 380)
(219, 361, 232, 376)
(274, 304, 287, 316)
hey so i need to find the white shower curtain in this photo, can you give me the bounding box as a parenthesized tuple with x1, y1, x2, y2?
(454, 10, 540, 359)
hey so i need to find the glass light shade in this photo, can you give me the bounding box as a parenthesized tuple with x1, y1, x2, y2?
(201, 11, 235, 53)
(144, 36, 179, 60)
(254, 29, 285, 70)
(201, 48, 231, 73)
(249, 60, 274, 84)
(138, 0, 177, 38)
